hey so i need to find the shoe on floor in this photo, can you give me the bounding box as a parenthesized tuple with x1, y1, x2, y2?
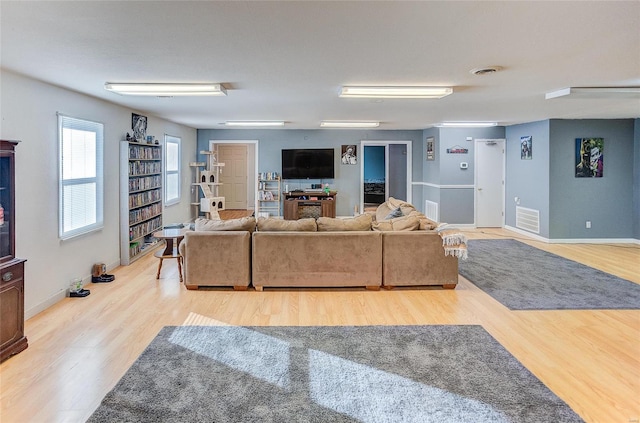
(92, 274, 115, 283)
(70, 289, 90, 297)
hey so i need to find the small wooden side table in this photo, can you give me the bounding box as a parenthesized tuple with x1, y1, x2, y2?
(152, 228, 189, 282)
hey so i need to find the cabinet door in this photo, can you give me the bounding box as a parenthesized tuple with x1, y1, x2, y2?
(0, 264, 24, 351)
(284, 200, 299, 220)
(322, 201, 336, 218)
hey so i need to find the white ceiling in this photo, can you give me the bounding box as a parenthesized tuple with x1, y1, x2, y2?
(1, 1, 639, 130)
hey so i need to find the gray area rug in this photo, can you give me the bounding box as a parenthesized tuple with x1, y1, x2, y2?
(459, 239, 640, 310)
(88, 325, 583, 423)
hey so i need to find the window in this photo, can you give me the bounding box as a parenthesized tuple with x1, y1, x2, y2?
(164, 135, 181, 205)
(58, 114, 104, 240)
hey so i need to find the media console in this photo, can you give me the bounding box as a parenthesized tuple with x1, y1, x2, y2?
(283, 191, 337, 220)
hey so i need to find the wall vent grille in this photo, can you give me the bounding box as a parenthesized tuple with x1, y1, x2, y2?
(425, 201, 439, 222)
(516, 206, 540, 233)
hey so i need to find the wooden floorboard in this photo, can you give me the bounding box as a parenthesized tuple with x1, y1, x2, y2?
(0, 228, 638, 422)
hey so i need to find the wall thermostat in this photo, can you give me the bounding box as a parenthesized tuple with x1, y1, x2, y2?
(460, 162, 468, 169)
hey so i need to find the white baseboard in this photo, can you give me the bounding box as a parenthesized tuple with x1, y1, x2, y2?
(504, 225, 639, 244)
(26, 289, 66, 320)
(26, 259, 121, 320)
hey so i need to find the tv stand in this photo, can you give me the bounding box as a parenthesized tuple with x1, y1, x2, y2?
(283, 191, 336, 220)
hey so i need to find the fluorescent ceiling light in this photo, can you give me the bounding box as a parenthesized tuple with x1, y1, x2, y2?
(224, 121, 285, 127)
(340, 86, 453, 99)
(436, 122, 498, 128)
(545, 86, 640, 99)
(104, 83, 227, 96)
(320, 121, 380, 128)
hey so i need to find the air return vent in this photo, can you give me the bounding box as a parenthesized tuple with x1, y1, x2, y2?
(425, 201, 439, 222)
(516, 206, 539, 234)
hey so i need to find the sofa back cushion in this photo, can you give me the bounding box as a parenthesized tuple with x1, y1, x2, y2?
(372, 214, 420, 231)
(317, 214, 372, 231)
(195, 216, 256, 232)
(257, 217, 317, 231)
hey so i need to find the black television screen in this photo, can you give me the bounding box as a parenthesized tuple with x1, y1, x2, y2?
(282, 148, 335, 179)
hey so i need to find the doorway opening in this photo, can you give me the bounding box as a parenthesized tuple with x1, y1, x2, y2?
(360, 141, 412, 213)
(209, 140, 258, 214)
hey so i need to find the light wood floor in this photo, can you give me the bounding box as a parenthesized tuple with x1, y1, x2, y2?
(1, 225, 639, 423)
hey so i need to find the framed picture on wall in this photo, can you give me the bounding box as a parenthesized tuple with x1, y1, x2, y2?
(341, 145, 357, 165)
(426, 137, 435, 161)
(131, 113, 147, 142)
(520, 136, 532, 159)
(575, 137, 604, 177)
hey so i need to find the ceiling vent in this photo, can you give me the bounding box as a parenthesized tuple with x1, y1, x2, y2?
(470, 66, 503, 76)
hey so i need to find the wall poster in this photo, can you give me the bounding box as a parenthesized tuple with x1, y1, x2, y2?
(520, 136, 532, 160)
(426, 137, 435, 161)
(575, 137, 604, 178)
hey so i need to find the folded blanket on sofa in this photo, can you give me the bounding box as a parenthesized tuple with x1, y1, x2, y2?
(436, 224, 468, 260)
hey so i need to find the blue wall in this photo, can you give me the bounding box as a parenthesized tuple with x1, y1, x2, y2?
(197, 121, 639, 241)
(197, 129, 422, 216)
(505, 121, 551, 237)
(506, 119, 637, 240)
(363, 146, 385, 181)
(548, 119, 635, 239)
(421, 126, 506, 224)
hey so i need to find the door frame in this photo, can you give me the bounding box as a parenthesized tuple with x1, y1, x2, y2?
(360, 140, 412, 213)
(474, 138, 505, 227)
(210, 140, 259, 211)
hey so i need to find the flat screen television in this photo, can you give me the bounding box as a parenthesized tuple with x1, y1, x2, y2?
(281, 148, 335, 179)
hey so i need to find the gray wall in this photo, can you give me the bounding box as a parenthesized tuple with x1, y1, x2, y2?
(505, 121, 551, 237)
(548, 119, 635, 239)
(197, 129, 422, 216)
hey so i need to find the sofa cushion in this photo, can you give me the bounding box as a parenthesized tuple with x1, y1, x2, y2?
(195, 216, 256, 232)
(372, 214, 420, 231)
(257, 217, 317, 231)
(317, 214, 372, 231)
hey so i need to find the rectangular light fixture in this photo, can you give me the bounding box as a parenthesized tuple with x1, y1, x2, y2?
(224, 121, 285, 127)
(340, 86, 453, 99)
(545, 86, 640, 99)
(320, 121, 380, 128)
(436, 122, 498, 128)
(104, 83, 227, 96)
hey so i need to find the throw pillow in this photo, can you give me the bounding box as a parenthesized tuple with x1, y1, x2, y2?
(371, 215, 420, 231)
(384, 207, 403, 220)
(317, 214, 372, 231)
(257, 217, 317, 232)
(195, 216, 256, 232)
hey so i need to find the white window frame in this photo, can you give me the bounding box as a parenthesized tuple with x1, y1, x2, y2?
(57, 113, 104, 240)
(164, 134, 181, 206)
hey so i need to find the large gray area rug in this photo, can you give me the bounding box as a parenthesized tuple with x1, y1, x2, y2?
(88, 325, 583, 423)
(459, 239, 640, 310)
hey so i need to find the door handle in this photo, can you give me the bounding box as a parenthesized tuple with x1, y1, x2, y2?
(477, 188, 483, 191)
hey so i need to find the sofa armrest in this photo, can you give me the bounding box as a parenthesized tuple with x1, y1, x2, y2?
(181, 231, 251, 290)
(382, 231, 458, 288)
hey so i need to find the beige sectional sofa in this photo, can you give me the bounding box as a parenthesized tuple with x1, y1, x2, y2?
(252, 231, 383, 290)
(178, 198, 463, 290)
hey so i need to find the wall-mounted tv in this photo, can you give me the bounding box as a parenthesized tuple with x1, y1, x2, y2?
(282, 148, 335, 179)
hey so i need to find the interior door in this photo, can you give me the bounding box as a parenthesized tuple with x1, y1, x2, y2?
(475, 139, 505, 227)
(218, 144, 248, 209)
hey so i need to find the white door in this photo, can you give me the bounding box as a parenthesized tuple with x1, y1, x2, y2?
(475, 139, 505, 227)
(218, 144, 248, 209)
